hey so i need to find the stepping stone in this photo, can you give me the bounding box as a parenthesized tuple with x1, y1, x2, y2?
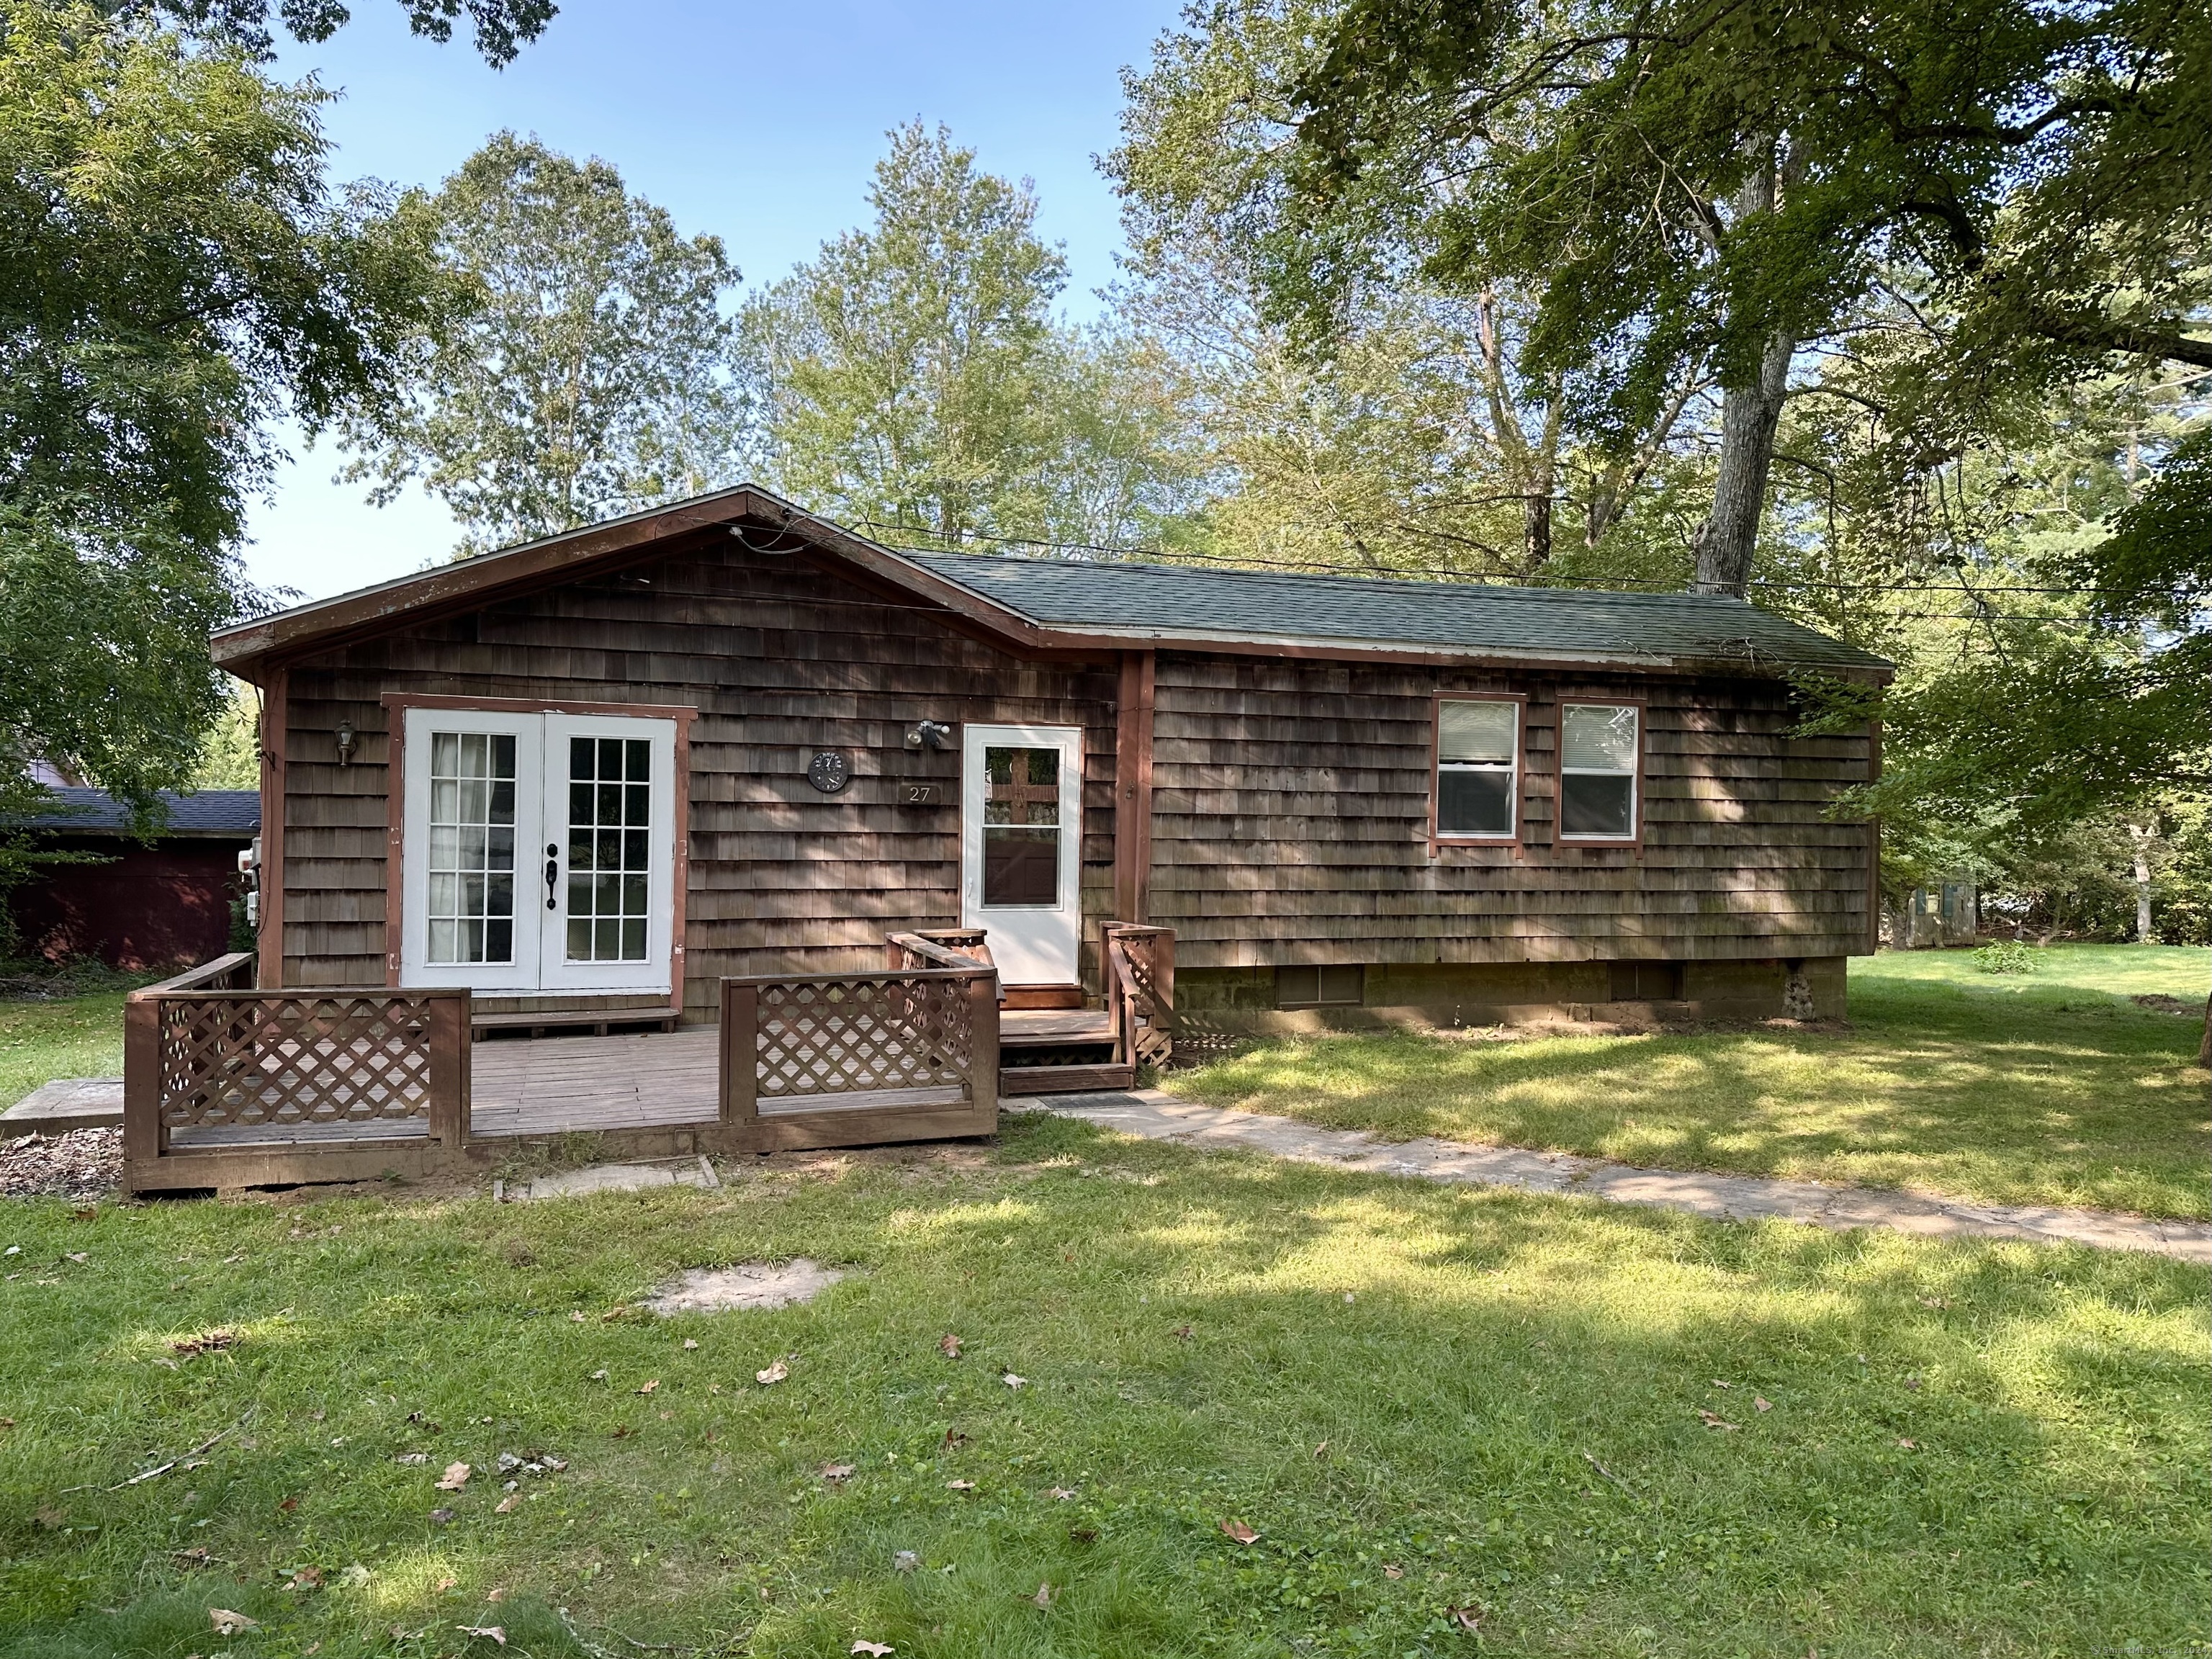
(3, 1078, 123, 1136)
(522, 1158, 719, 1200)
(644, 1259, 845, 1314)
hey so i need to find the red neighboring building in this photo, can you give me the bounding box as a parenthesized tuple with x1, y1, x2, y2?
(8, 789, 259, 971)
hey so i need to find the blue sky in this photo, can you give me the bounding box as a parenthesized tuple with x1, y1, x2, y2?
(249, 0, 1185, 603)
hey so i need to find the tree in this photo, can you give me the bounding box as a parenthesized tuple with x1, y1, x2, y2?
(1106, 0, 1709, 582)
(1274, 0, 2211, 596)
(742, 123, 1077, 547)
(338, 132, 746, 557)
(118, 0, 557, 67)
(1, 5, 442, 847)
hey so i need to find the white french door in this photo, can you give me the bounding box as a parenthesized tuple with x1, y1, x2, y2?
(961, 723, 1083, 985)
(400, 709, 676, 994)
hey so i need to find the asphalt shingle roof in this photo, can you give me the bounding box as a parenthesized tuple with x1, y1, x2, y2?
(907, 553, 1889, 674)
(10, 788, 261, 837)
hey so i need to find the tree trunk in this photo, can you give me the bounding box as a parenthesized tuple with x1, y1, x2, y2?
(1691, 325, 1793, 598)
(2128, 822, 2155, 943)
(1523, 489, 1552, 575)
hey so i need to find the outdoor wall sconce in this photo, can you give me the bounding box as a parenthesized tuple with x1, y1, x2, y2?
(904, 719, 955, 752)
(333, 720, 357, 767)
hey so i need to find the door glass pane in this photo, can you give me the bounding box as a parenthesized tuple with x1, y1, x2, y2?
(425, 729, 517, 964)
(983, 746, 1061, 907)
(564, 732, 652, 961)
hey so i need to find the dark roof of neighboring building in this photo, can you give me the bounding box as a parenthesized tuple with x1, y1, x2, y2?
(904, 553, 1892, 674)
(207, 482, 1892, 680)
(10, 788, 260, 837)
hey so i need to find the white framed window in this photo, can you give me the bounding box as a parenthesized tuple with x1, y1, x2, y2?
(1434, 698, 1520, 839)
(1558, 703, 1640, 840)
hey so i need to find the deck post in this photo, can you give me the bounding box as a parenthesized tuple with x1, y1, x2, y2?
(720, 979, 759, 1129)
(427, 991, 471, 1149)
(966, 969, 1000, 1123)
(122, 993, 162, 1177)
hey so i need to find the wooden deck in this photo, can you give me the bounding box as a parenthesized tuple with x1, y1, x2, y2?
(158, 1007, 1124, 1153)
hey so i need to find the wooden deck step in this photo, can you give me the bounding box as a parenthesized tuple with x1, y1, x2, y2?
(1000, 1009, 1113, 1047)
(1003, 1063, 1133, 1095)
(473, 1004, 682, 1038)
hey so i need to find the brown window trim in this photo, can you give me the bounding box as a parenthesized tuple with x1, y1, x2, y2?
(378, 693, 697, 990)
(1427, 691, 1527, 855)
(1554, 696, 1647, 850)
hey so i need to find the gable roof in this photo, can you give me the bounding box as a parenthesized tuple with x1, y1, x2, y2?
(907, 552, 1889, 675)
(10, 788, 261, 837)
(210, 483, 1890, 680)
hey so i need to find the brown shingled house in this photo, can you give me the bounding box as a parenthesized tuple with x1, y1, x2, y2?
(209, 485, 1889, 1039)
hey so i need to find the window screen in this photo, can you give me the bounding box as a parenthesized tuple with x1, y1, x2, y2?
(982, 746, 1061, 907)
(1276, 963, 1364, 1007)
(426, 732, 517, 965)
(1436, 699, 1518, 836)
(1560, 704, 1639, 838)
(565, 736, 652, 962)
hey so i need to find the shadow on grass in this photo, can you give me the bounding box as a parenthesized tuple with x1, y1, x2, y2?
(1, 1115, 2203, 1656)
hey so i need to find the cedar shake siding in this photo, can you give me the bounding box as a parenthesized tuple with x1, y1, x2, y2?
(271, 531, 1118, 1020)
(1147, 655, 1871, 1019)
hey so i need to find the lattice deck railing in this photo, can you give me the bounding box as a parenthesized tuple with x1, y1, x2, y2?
(1103, 924, 1175, 1071)
(124, 956, 469, 1184)
(719, 966, 1000, 1152)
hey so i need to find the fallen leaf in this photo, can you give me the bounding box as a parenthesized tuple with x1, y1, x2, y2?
(435, 1576, 457, 1593)
(946, 1479, 976, 1493)
(340, 1564, 371, 1587)
(658, 1410, 673, 1421)
(1448, 1605, 1485, 1632)
(457, 1627, 507, 1645)
(428, 1507, 455, 1525)
(636, 1380, 659, 1396)
(682, 1339, 698, 1351)
(485, 1587, 505, 1601)
(1382, 1563, 1403, 1580)
(435, 1462, 472, 1491)
(1048, 1486, 1076, 1501)
(1897, 1438, 1918, 1450)
(940, 1428, 969, 1451)
(278, 1496, 300, 1514)
(757, 1360, 788, 1386)
(1030, 1581, 1053, 1609)
(1001, 1372, 1025, 1390)
(543, 1457, 568, 1471)
(64, 1251, 87, 1264)
(1918, 1296, 1950, 1310)
(569, 1310, 587, 1323)
(1696, 1410, 1739, 1431)
(495, 1494, 522, 1514)
(1753, 1395, 1773, 1413)
(0, 1417, 12, 1429)
(1219, 1519, 1259, 1545)
(174, 1547, 212, 1567)
(609, 1426, 632, 1439)
(1710, 1380, 1731, 1389)
(395, 1452, 429, 1465)
(209, 1609, 258, 1635)
(1905, 1376, 1923, 1392)
(169, 1329, 240, 1358)
(289, 1566, 324, 1592)
(1069, 1524, 1098, 1543)
(1172, 1323, 1192, 1340)
(309, 1408, 325, 1422)
(893, 1550, 921, 1573)
(820, 1463, 856, 1483)
(939, 1334, 963, 1359)
(72, 1206, 96, 1222)
(850, 1644, 894, 1658)
(33, 1506, 65, 1529)
(1313, 1440, 1328, 1460)
(588, 1369, 609, 1382)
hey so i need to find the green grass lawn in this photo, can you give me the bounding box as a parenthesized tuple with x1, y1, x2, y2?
(1, 1115, 2206, 1658)
(1175, 945, 2212, 1222)
(0, 990, 130, 1111)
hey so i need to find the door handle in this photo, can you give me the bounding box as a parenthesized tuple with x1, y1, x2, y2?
(544, 842, 559, 911)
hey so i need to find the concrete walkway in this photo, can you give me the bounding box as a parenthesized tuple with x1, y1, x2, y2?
(1024, 1089, 2212, 1264)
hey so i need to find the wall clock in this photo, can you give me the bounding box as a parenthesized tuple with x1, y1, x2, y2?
(806, 750, 852, 794)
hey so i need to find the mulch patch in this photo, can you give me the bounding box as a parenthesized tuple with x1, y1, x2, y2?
(1, 1128, 122, 1201)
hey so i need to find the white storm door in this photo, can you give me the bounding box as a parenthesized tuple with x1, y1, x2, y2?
(400, 709, 543, 990)
(962, 723, 1082, 985)
(539, 714, 677, 994)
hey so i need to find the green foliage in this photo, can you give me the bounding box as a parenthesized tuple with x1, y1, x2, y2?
(0, 4, 444, 866)
(337, 132, 745, 557)
(745, 122, 1206, 550)
(190, 678, 262, 791)
(122, 0, 558, 67)
(1972, 940, 2038, 976)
